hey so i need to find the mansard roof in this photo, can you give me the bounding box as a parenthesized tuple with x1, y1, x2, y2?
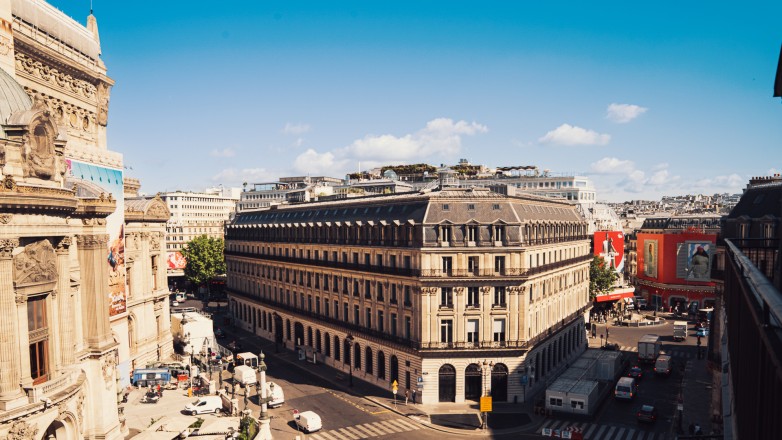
(727, 182, 782, 221)
(230, 187, 583, 227)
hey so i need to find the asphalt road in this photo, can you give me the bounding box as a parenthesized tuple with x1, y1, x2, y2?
(181, 297, 449, 440)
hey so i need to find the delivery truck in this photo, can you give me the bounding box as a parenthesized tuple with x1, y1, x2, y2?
(638, 334, 662, 363)
(673, 321, 688, 341)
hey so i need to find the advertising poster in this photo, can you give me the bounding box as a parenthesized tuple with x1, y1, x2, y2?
(67, 160, 126, 316)
(593, 231, 624, 274)
(677, 241, 712, 280)
(643, 239, 658, 278)
(167, 251, 187, 270)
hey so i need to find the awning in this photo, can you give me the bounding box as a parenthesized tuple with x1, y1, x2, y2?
(594, 287, 635, 302)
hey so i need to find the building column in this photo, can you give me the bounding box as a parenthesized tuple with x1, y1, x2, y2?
(56, 237, 75, 366)
(78, 233, 114, 349)
(0, 238, 23, 402)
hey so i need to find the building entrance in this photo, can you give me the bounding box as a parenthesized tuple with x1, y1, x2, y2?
(438, 364, 456, 402)
(465, 363, 482, 401)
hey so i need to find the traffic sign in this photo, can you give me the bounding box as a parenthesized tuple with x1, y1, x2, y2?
(480, 396, 492, 412)
(417, 376, 423, 383)
(391, 380, 398, 387)
(293, 409, 300, 420)
(392, 385, 398, 395)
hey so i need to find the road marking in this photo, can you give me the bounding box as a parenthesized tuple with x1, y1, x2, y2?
(615, 427, 626, 439)
(316, 431, 340, 440)
(623, 427, 634, 439)
(351, 424, 376, 437)
(592, 425, 608, 439)
(605, 426, 616, 439)
(379, 420, 406, 433)
(341, 425, 365, 439)
(387, 418, 418, 431)
(392, 418, 420, 430)
(334, 427, 359, 440)
(583, 424, 597, 438)
(360, 422, 387, 436)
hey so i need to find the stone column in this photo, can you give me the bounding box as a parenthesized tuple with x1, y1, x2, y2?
(78, 234, 113, 349)
(0, 238, 22, 400)
(56, 237, 75, 366)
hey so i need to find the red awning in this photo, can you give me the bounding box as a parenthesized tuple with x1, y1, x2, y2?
(595, 290, 635, 302)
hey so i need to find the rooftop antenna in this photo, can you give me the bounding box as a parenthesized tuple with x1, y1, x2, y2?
(90, 0, 93, 14)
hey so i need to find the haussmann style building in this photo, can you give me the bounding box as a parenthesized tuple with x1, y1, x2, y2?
(225, 187, 591, 404)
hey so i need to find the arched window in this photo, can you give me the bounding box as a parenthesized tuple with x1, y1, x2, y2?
(334, 336, 340, 361)
(354, 343, 361, 370)
(365, 346, 373, 374)
(377, 351, 386, 379)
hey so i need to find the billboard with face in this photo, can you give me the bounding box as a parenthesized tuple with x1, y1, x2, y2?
(167, 251, 187, 270)
(643, 239, 658, 278)
(594, 231, 624, 274)
(67, 160, 126, 316)
(677, 241, 712, 280)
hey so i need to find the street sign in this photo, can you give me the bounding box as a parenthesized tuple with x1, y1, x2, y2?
(392, 385, 398, 395)
(480, 396, 492, 412)
(391, 380, 398, 387)
(293, 409, 300, 420)
(520, 375, 528, 385)
(417, 376, 423, 383)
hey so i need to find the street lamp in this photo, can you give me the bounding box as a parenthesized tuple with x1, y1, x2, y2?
(346, 335, 355, 387)
(231, 369, 236, 399)
(480, 359, 494, 429)
(256, 352, 273, 440)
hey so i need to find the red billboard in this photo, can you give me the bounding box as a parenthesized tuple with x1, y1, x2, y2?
(167, 251, 187, 270)
(594, 231, 624, 274)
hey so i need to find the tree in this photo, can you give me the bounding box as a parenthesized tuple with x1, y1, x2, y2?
(589, 256, 619, 301)
(180, 235, 226, 296)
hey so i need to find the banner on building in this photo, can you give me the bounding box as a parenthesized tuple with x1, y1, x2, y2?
(167, 251, 187, 270)
(643, 239, 658, 278)
(676, 241, 712, 280)
(593, 231, 624, 274)
(67, 160, 126, 316)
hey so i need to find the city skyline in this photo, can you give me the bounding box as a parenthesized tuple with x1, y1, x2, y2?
(50, 1, 782, 202)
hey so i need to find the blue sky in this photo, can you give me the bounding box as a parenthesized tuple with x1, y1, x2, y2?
(51, 1, 782, 201)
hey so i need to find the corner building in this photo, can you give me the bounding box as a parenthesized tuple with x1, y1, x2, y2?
(226, 187, 591, 404)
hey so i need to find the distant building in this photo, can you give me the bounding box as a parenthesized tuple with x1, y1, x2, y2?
(159, 187, 240, 280)
(238, 176, 341, 212)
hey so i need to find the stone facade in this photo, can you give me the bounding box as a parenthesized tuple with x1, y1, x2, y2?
(226, 187, 591, 404)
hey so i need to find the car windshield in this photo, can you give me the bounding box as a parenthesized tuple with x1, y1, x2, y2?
(641, 405, 654, 412)
(191, 400, 201, 405)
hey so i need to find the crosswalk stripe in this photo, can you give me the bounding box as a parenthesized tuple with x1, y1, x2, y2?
(605, 426, 616, 439)
(369, 422, 396, 435)
(344, 426, 367, 439)
(550, 420, 566, 429)
(336, 427, 360, 440)
(624, 428, 635, 439)
(389, 418, 419, 430)
(614, 427, 626, 439)
(382, 420, 408, 432)
(351, 424, 376, 438)
(358, 423, 385, 436)
(592, 425, 608, 439)
(318, 431, 342, 440)
(308, 434, 325, 440)
(584, 424, 597, 438)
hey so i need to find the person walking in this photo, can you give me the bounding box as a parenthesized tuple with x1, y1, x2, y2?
(412, 388, 417, 404)
(405, 389, 410, 405)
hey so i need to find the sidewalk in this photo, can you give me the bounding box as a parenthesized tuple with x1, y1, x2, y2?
(678, 352, 716, 436)
(222, 322, 546, 437)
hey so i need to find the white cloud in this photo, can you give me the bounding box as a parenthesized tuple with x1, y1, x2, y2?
(211, 167, 271, 185)
(590, 157, 635, 174)
(293, 149, 351, 175)
(606, 103, 648, 123)
(283, 123, 311, 135)
(538, 124, 610, 146)
(652, 162, 669, 171)
(210, 148, 236, 158)
(692, 174, 745, 191)
(341, 118, 487, 162)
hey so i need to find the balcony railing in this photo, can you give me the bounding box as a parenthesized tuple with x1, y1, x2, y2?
(420, 255, 591, 278)
(225, 250, 419, 277)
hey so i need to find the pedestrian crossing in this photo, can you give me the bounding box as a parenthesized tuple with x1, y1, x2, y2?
(540, 420, 672, 440)
(308, 417, 420, 440)
(617, 346, 694, 359)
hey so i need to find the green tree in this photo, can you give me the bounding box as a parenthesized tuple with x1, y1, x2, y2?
(180, 235, 226, 296)
(589, 256, 619, 301)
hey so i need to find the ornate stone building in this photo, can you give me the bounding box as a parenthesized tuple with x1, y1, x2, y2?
(226, 187, 591, 404)
(123, 180, 174, 374)
(0, 1, 171, 437)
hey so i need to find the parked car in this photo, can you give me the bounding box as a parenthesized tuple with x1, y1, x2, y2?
(696, 328, 709, 337)
(628, 366, 643, 380)
(637, 404, 658, 423)
(296, 411, 322, 433)
(184, 396, 223, 415)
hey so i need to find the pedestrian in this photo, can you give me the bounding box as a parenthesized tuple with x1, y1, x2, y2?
(405, 389, 409, 405)
(412, 388, 417, 405)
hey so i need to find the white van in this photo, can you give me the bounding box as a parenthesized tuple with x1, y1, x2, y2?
(264, 381, 285, 408)
(184, 396, 223, 415)
(296, 411, 322, 433)
(614, 377, 637, 400)
(234, 365, 257, 387)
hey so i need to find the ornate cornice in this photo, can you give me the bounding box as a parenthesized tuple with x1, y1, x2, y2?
(13, 239, 57, 285)
(55, 236, 73, 253)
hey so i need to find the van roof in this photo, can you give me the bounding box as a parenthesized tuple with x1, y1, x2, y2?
(618, 377, 635, 384)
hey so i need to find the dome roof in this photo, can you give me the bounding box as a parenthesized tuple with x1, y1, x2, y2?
(0, 68, 32, 137)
